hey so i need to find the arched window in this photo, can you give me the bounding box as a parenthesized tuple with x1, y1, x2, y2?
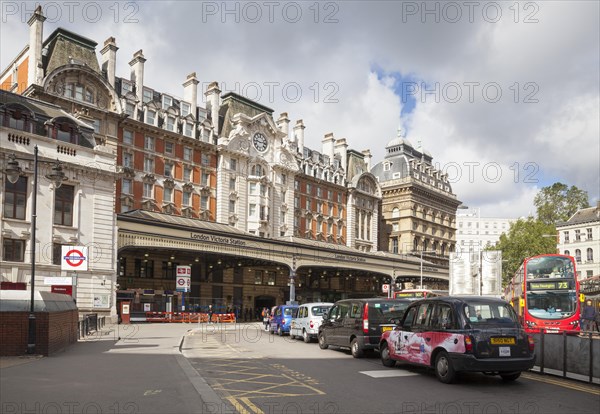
(564, 250, 570, 256)
(587, 248, 594, 262)
(63, 83, 96, 105)
(251, 164, 264, 176)
(575, 249, 582, 264)
(392, 207, 400, 218)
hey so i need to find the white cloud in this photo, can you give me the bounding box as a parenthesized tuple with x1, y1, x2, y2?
(1, 0, 598, 219)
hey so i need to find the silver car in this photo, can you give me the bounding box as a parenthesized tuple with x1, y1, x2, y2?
(290, 302, 333, 343)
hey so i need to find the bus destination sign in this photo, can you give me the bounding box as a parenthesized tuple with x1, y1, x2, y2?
(529, 281, 570, 290)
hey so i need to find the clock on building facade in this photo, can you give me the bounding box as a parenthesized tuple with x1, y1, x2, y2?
(252, 132, 268, 152)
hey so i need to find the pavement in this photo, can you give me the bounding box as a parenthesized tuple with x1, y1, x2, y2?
(0, 322, 225, 414)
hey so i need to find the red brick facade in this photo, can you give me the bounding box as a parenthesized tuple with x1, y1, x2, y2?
(0, 310, 78, 356)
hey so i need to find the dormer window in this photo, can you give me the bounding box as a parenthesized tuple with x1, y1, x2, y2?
(383, 162, 391, 171)
(146, 109, 156, 125)
(143, 88, 153, 103)
(162, 95, 173, 110)
(121, 80, 132, 95)
(166, 116, 175, 132)
(48, 119, 80, 144)
(181, 102, 191, 116)
(125, 102, 135, 117)
(2, 106, 32, 132)
(184, 122, 193, 137)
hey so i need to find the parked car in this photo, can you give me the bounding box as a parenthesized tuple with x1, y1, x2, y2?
(269, 305, 299, 336)
(318, 298, 413, 358)
(379, 296, 536, 383)
(290, 302, 333, 343)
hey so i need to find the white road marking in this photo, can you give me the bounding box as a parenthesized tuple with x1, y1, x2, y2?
(359, 370, 419, 378)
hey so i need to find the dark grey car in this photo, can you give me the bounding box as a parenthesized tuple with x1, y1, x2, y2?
(318, 298, 413, 358)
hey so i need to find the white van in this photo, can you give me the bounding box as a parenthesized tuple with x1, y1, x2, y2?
(290, 302, 333, 343)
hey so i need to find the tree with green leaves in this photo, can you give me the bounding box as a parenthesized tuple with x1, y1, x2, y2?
(534, 182, 590, 225)
(489, 217, 557, 286)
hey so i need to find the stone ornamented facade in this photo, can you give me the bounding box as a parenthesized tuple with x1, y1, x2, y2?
(1, 7, 451, 312)
(371, 130, 461, 274)
(1, 90, 117, 316)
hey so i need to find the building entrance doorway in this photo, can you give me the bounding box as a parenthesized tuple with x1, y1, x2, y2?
(255, 295, 276, 315)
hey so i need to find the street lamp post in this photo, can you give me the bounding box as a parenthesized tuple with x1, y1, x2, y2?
(288, 255, 297, 304)
(4, 146, 66, 354)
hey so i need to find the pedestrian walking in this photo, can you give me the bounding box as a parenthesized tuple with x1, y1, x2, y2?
(208, 304, 213, 324)
(581, 300, 597, 331)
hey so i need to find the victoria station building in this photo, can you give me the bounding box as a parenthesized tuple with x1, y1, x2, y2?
(0, 7, 461, 320)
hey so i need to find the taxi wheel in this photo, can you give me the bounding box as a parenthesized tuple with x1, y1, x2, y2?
(500, 372, 521, 381)
(351, 338, 364, 358)
(435, 351, 456, 384)
(303, 330, 311, 343)
(318, 333, 329, 349)
(278, 326, 283, 336)
(380, 342, 396, 367)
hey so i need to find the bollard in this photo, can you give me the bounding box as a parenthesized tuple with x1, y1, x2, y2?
(590, 332, 594, 384)
(562, 330, 567, 378)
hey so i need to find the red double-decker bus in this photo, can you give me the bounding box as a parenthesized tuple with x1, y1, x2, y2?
(504, 254, 581, 333)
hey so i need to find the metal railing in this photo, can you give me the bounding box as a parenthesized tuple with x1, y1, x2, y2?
(532, 330, 600, 384)
(78, 314, 106, 339)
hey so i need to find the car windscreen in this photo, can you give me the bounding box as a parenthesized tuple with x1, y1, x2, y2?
(311, 306, 331, 316)
(370, 301, 411, 323)
(462, 301, 519, 325)
(284, 308, 298, 317)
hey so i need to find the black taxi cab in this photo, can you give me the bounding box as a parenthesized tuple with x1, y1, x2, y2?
(379, 296, 536, 383)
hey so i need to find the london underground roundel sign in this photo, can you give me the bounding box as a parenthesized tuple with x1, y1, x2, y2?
(61, 246, 88, 271)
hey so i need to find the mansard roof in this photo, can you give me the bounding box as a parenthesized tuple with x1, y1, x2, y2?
(42, 28, 100, 75)
(0, 89, 96, 148)
(219, 92, 275, 138)
(557, 205, 600, 227)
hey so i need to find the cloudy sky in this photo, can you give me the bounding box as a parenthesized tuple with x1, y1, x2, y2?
(2, 1, 598, 218)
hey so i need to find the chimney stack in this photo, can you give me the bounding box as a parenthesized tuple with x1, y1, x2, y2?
(293, 119, 305, 154)
(27, 5, 46, 87)
(129, 50, 146, 104)
(362, 149, 372, 171)
(100, 37, 118, 88)
(322, 132, 335, 163)
(204, 81, 221, 134)
(334, 138, 348, 170)
(276, 112, 290, 138)
(183, 72, 199, 108)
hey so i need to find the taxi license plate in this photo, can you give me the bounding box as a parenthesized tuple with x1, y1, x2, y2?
(490, 337, 515, 345)
(381, 326, 393, 332)
(499, 346, 511, 357)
